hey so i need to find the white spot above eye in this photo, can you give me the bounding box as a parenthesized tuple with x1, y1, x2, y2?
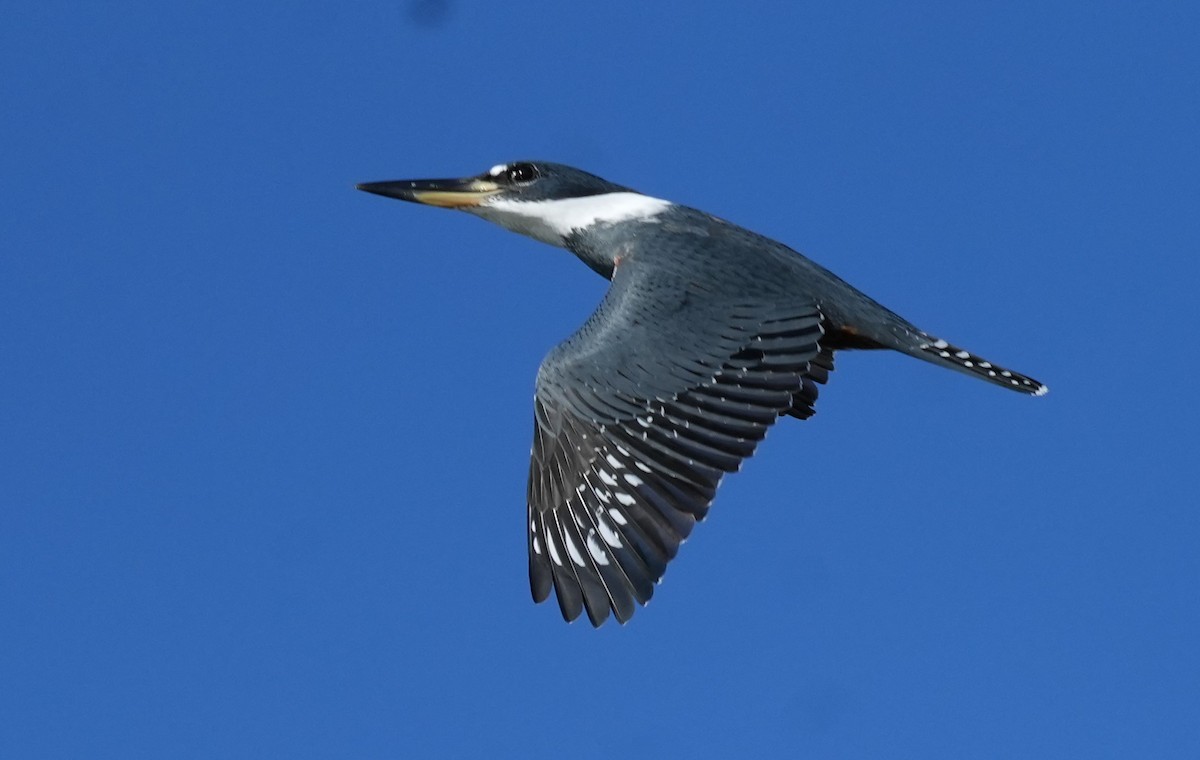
(488, 163, 507, 177)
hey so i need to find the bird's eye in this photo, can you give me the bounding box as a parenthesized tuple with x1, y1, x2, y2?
(506, 163, 539, 183)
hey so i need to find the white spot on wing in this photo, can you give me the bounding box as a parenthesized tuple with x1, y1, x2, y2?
(932, 339, 949, 349)
(608, 508, 628, 525)
(624, 474, 644, 487)
(597, 517, 623, 548)
(563, 529, 585, 567)
(586, 531, 610, 565)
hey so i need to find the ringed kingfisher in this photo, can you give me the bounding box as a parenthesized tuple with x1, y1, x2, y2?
(358, 161, 1047, 627)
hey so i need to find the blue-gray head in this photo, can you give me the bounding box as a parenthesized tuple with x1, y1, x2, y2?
(357, 161, 672, 247)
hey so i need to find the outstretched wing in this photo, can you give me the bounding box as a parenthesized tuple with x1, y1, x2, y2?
(527, 258, 831, 626)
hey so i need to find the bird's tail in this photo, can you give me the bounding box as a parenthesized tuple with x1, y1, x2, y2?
(913, 334, 1048, 396)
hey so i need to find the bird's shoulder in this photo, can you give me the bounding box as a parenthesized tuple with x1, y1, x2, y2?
(625, 205, 804, 282)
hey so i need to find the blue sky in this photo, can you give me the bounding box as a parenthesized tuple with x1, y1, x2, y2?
(3, 1, 1198, 757)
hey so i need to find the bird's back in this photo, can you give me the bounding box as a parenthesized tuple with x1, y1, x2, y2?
(570, 204, 1045, 395)
(572, 204, 916, 342)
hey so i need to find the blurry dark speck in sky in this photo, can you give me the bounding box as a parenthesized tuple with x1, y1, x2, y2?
(407, 0, 454, 28)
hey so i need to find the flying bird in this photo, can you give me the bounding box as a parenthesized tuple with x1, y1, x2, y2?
(357, 161, 1047, 627)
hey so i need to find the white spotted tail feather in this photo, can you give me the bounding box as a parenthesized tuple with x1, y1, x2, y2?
(918, 336, 1048, 396)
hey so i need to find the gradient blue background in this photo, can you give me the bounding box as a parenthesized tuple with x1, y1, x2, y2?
(3, 2, 1198, 757)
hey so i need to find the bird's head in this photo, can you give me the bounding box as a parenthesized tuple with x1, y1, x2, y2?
(357, 161, 671, 247)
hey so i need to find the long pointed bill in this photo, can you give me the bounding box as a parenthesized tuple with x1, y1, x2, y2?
(355, 176, 502, 208)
